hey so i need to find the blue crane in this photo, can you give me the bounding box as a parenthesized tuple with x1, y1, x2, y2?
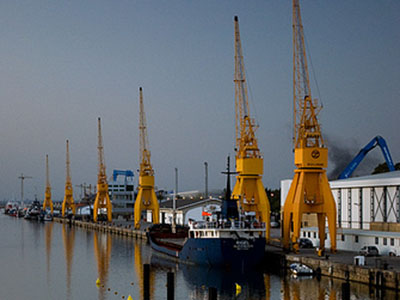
(338, 136, 395, 179)
(112, 170, 134, 182)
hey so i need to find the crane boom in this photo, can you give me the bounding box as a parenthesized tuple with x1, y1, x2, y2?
(282, 0, 337, 255)
(97, 118, 107, 183)
(139, 87, 154, 177)
(293, 0, 323, 151)
(234, 16, 260, 159)
(231, 16, 270, 241)
(134, 87, 159, 229)
(338, 136, 396, 179)
(93, 118, 112, 222)
(62, 139, 76, 216)
(43, 154, 53, 213)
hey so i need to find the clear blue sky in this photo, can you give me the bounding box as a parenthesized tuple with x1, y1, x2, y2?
(0, 1, 399, 201)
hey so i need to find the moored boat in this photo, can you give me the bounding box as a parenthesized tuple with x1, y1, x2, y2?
(147, 156, 266, 269)
(289, 263, 314, 276)
(148, 220, 266, 268)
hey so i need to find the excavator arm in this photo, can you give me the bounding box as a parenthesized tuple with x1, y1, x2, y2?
(338, 136, 395, 179)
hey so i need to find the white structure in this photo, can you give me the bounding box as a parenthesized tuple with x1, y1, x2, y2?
(330, 171, 400, 230)
(281, 171, 400, 254)
(301, 227, 400, 256)
(108, 171, 135, 218)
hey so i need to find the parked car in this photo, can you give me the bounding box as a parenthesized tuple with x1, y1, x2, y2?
(299, 238, 314, 248)
(388, 249, 399, 257)
(270, 221, 280, 228)
(359, 246, 379, 257)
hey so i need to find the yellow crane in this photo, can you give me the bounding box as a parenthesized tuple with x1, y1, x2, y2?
(134, 87, 160, 229)
(231, 16, 270, 240)
(62, 139, 76, 217)
(43, 154, 53, 214)
(94, 118, 112, 222)
(282, 0, 337, 254)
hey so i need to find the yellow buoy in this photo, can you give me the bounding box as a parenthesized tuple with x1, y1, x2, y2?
(235, 283, 242, 296)
(127, 295, 133, 300)
(96, 278, 101, 286)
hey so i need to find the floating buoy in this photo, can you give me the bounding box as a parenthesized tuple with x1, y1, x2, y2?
(235, 283, 242, 296)
(96, 278, 101, 286)
(127, 295, 133, 300)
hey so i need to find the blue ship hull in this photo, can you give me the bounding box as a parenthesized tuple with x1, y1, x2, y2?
(148, 225, 266, 268)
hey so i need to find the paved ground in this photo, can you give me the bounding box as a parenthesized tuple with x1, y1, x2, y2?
(269, 228, 400, 272)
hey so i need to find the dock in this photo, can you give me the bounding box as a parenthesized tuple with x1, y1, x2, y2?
(54, 217, 148, 240)
(266, 244, 400, 292)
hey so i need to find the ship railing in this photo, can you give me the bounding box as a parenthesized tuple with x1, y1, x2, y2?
(193, 220, 266, 230)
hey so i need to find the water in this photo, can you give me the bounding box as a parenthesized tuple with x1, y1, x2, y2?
(0, 213, 396, 300)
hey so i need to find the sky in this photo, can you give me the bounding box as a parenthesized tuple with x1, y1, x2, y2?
(0, 0, 399, 202)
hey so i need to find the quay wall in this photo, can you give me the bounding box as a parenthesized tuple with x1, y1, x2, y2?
(53, 217, 147, 240)
(282, 252, 400, 291)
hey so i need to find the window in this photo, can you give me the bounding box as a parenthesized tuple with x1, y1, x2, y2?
(355, 235, 359, 243)
(303, 231, 306, 237)
(313, 232, 316, 238)
(308, 232, 311, 238)
(341, 235, 345, 241)
(383, 238, 387, 246)
(391, 238, 394, 246)
(375, 237, 379, 245)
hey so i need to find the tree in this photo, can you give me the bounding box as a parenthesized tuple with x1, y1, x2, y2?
(372, 162, 400, 175)
(266, 188, 281, 216)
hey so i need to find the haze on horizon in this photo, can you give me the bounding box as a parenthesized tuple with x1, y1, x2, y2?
(0, 1, 399, 201)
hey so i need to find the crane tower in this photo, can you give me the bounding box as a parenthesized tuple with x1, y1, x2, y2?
(134, 87, 160, 229)
(94, 118, 112, 222)
(231, 16, 270, 240)
(43, 154, 53, 213)
(282, 0, 337, 254)
(62, 140, 76, 217)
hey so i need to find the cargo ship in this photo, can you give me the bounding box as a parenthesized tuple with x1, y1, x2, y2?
(147, 158, 266, 268)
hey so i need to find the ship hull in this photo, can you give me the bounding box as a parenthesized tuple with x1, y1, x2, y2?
(148, 225, 266, 268)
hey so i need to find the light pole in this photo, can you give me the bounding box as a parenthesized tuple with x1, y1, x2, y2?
(204, 162, 208, 199)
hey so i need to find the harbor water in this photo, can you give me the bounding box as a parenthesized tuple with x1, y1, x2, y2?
(0, 213, 396, 300)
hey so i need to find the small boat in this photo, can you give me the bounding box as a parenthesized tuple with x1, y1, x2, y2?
(289, 263, 313, 276)
(43, 212, 53, 222)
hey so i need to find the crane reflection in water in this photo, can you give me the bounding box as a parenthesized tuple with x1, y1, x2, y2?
(44, 221, 54, 285)
(93, 231, 112, 300)
(62, 224, 75, 300)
